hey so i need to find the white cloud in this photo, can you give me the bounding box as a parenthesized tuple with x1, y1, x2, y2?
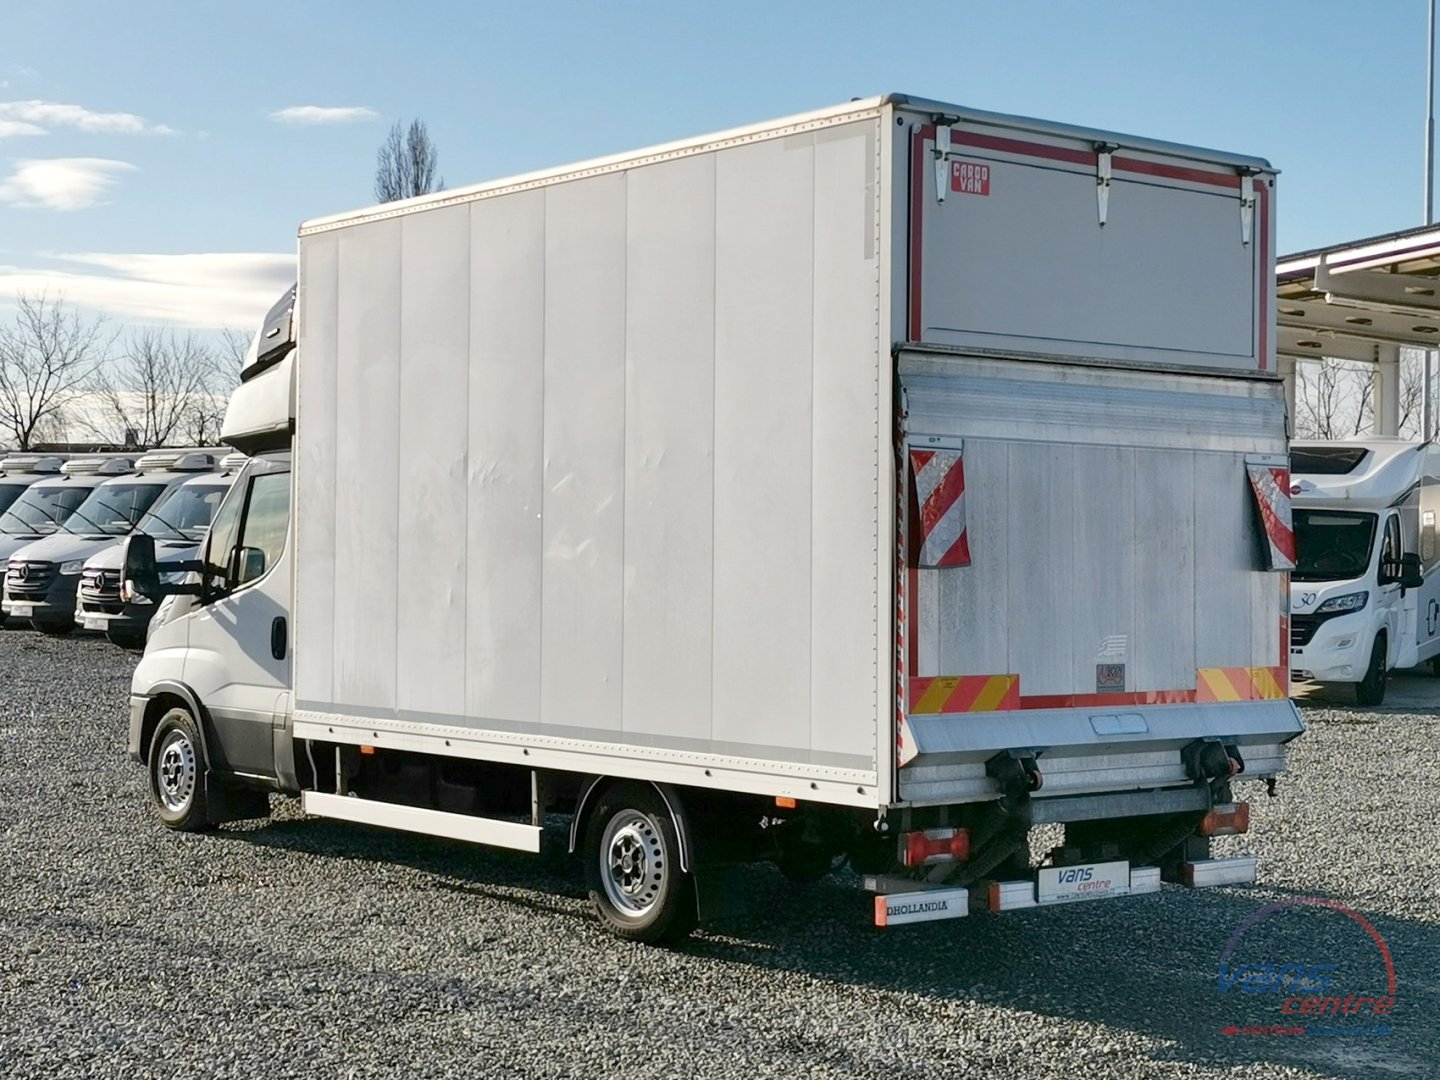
(0, 100, 174, 135)
(270, 105, 379, 126)
(0, 252, 294, 330)
(0, 158, 136, 210)
(0, 119, 45, 139)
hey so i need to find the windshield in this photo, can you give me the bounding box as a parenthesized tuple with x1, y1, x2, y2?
(0, 481, 31, 517)
(63, 482, 167, 536)
(1293, 509, 1377, 582)
(0, 485, 90, 535)
(136, 482, 229, 541)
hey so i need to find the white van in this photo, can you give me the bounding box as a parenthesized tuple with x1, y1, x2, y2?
(1289, 439, 1436, 704)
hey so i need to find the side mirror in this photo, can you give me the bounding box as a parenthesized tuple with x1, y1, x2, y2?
(1401, 552, 1424, 590)
(120, 533, 159, 602)
(231, 545, 266, 586)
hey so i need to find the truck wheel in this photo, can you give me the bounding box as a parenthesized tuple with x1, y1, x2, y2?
(583, 783, 696, 943)
(147, 707, 210, 831)
(32, 618, 74, 636)
(1355, 634, 1387, 707)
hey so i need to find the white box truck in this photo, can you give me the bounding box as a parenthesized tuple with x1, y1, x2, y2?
(1289, 439, 1435, 703)
(122, 94, 1303, 941)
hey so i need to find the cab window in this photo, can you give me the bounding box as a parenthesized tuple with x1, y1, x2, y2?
(201, 459, 291, 598)
(235, 473, 289, 585)
(1380, 515, 1403, 582)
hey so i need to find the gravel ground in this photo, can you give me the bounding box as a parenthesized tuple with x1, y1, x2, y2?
(1, 631, 1436, 1079)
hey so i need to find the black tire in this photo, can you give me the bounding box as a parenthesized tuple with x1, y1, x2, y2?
(32, 618, 74, 636)
(1356, 634, 1387, 707)
(583, 783, 696, 944)
(147, 707, 210, 831)
(106, 626, 146, 651)
(1429, 654, 1440, 677)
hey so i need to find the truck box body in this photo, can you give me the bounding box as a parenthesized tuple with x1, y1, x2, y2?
(287, 94, 1300, 814)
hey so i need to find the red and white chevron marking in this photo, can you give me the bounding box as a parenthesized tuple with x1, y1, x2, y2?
(1247, 464, 1295, 571)
(909, 448, 971, 568)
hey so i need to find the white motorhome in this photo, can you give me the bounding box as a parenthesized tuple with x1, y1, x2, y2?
(123, 94, 1302, 941)
(1288, 439, 1436, 704)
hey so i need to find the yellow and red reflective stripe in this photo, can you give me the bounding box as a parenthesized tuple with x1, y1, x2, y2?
(908, 674, 1020, 714)
(1195, 666, 1288, 703)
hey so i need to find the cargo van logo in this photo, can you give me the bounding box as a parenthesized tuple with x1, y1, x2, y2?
(950, 160, 991, 196)
(1216, 898, 1397, 1039)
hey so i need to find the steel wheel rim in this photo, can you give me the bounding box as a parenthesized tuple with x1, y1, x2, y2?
(156, 728, 197, 813)
(599, 809, 667, 918)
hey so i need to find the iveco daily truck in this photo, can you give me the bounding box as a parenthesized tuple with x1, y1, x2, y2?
(1289, 439, 1434, 704)
(1, 456, 132, 628)
(123, 94, 1303, 941)
(75, 452, 244, 648)
(5, 449, 220, 635)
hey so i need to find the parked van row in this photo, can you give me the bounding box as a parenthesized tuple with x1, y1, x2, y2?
(0, 449, 243, 647)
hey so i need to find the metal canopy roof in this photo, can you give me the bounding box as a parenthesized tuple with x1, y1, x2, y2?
(1277, 223, 1440, 365)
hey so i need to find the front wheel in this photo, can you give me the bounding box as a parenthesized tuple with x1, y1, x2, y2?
(147, 707, 210, 831)
(1356, 634, 1387, 707)
(583, 784, 696, 943)
(32, 618, 74, 636)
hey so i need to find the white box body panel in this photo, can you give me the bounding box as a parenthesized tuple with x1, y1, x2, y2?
(296, 109, 889, 795)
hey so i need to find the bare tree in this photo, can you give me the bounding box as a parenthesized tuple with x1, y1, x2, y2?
(374, 119, 443, 203)
(1398, 348, 1427, 438)
(176, 328, 245, 446)
(1294, 359, 1348, 439)
(0, 293, 112, 449)
(84, 328, 224, 447)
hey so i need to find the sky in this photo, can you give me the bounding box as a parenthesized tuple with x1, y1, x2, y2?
(1, 0, 1436, 337)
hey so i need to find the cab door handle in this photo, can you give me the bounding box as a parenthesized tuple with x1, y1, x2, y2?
(271, 616, 287, 660)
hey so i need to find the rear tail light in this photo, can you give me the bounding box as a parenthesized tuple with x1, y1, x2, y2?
(1198, 801, 1250, 836)
(900, 826, 970, 868)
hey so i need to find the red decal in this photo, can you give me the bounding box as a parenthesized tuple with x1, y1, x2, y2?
(950, 160, 991, 196)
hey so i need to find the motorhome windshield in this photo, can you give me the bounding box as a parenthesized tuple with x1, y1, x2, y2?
(63, 482, 166, 536)
(1293, 509, 1377, 582)
(136, 482, 228, 541)
(0, 485, 90, 535)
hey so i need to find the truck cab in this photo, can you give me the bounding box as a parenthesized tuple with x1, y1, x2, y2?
(1289, 440, 1437, 704)
(3, 450, 216, 635)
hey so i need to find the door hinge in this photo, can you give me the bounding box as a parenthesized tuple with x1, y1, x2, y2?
(1095, 142, 1118, 227)
(1239, 168, 1259, 246)
(932, 122, 955, 204)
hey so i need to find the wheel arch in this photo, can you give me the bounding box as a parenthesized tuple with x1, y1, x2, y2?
(568, 776, 692, 874)
(139, 680, 212, 769)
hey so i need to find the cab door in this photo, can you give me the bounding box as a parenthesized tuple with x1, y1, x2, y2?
(182, 454, 292, 779)
(1377, 511, 1405, 667)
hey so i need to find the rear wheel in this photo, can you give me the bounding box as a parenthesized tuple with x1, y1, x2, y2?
(147, 707, 210, 831)
(32, 617, 74, 636)
(583, 783, 696, 943)
(1356, 633, 1387, 707)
